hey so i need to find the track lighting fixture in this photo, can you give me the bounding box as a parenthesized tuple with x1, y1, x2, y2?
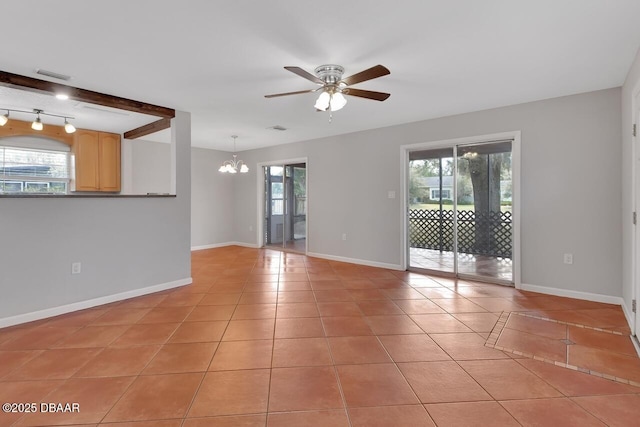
(31, 110, 43, 131)
(0, 108, 76, 133)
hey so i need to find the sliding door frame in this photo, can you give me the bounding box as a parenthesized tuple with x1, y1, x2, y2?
(256, 157, 309, 253)
(400, 131, 521, 288)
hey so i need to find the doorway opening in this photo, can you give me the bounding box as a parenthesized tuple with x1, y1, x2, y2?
(263, 163, 307, 253)
(405, 135, 519, 286)
(633, 89, 640, 338)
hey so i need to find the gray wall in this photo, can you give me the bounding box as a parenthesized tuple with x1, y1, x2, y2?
(191, 147, 236, 247)
(130, 139, 172, 195)
(0, 111, 192, 322)
(123, 141, 236, 249)
(232, 89, 622, 297)
(622, 47, 640, 320)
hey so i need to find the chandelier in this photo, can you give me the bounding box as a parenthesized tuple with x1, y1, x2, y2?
(218, 135, 248, 174)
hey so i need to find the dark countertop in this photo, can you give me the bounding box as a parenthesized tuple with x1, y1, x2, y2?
(0, 193, 176, 198)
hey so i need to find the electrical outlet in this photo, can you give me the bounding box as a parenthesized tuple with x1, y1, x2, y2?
(342, 233, 347, 241)
(388, 191, 396, 199)
(249, 225, 253, 231)
(563, 253, 573, 265)
(71, 262, 82, 274)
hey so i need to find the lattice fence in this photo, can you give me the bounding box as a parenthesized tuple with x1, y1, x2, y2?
(409, 209, 512, 259)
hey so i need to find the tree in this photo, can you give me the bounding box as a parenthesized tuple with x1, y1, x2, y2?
(456, 174, 473, 204)
(409, 165, 429, 204)
(293, 167, 306, 196)
(465, 153, 502, 213)
(412, 158, 453, 177)
(460, 153, 503, 252)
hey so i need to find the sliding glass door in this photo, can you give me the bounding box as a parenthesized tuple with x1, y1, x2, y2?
(408, 148, 455, 274)
(408, 140, 513, 284)
(456, 141, 513, 282)
(264, 163, 307, 253)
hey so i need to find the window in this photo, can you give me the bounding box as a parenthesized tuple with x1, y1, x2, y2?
(0, 143, 70, 194)
(430, 188, 452, 200)
(271, 182, 284, 215)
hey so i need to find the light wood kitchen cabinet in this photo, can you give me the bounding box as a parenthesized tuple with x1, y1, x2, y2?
(73, 130, 121, 192)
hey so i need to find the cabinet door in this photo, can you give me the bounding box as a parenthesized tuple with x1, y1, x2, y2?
(74, 130, 100, 191)
(99, 133, 121, 192)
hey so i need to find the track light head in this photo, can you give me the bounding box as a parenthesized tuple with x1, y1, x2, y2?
(31, 110, 43, 131)
(64, 118, 76, 133)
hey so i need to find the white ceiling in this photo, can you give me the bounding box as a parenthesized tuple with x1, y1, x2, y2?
(1, 0, 639, 151)
(0, 86, 161, 135)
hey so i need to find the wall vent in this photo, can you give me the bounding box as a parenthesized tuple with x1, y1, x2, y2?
(36, 69, 71, 81)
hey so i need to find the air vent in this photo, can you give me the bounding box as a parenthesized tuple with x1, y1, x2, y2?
(270, 125, 287, 131)
(36, 69, 71, 81)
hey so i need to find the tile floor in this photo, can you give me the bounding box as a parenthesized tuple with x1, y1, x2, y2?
(488, 312, 640, 384)
(0, 245, 638, 426)
(409, 248, 513, 282)
(266, 238, 307, 254)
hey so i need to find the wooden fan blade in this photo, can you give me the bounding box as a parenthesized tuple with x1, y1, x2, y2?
(264, 89, 316, 98)
(340, 65, 390, 86)
(343, 88, 390, 101)
(284, 66, 324, 84)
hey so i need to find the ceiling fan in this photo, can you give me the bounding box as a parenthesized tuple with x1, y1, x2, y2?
(265, 64, 390, 113)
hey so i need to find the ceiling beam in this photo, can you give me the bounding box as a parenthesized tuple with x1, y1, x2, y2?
(0, 70, 175, 119)
(123, 117, 171, 140)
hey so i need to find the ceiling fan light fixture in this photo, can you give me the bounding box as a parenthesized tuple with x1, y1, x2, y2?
(330, 92, 347, 111)
(314, 91, 330, 111)
(266, 64, 390, 117)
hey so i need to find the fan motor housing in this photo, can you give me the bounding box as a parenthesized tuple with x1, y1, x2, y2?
(314, 64, 344, 85)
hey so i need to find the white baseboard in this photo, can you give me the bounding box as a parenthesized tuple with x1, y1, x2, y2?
(191, 242, 233, 251)
(632, 335, 640, 357)
(191, 242, 260, 251)
(520, 283, 624, 305)
(306, 252, 403, 271)
(192, 244, 401, 271)
(622, 303, 640, 356)
(0, 277, 192, 329)
(519, 283, 637, 345)
(621, 301, 635, 334)
(230, 242, 261, 249)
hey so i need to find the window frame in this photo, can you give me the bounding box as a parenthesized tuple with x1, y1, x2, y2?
(430, 188, 452, 200)
(0, 144, 71, 195)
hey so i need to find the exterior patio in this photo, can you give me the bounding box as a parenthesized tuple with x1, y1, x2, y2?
(409, 208, 513, 282)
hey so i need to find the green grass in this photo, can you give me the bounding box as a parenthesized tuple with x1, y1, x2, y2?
(410, 203, 512, 212)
